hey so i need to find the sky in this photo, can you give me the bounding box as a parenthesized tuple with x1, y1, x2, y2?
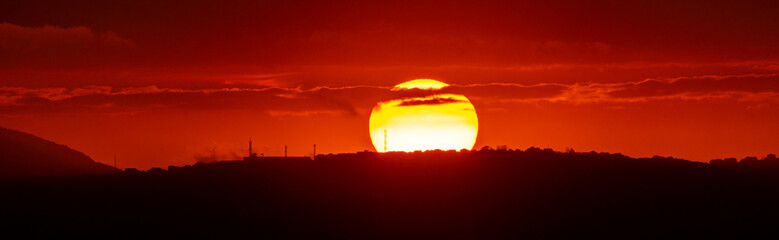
(1, 0, 778, 169)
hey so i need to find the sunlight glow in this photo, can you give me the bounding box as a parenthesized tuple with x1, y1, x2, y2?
(370, 79, 478, 152)
(391, 79, 450, 91)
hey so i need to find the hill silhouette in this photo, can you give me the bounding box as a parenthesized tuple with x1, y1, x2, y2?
(2, 148, 779, 238)
(0, 126, 119, 177)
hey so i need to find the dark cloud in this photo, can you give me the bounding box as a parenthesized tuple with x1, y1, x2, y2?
(0, 22, 135, 69)
(3, 1, 779, 69)
(0, 22, 133, 50)
(397, 97, 467, 107)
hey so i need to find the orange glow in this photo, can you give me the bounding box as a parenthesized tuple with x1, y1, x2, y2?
(369, 79, 478, 152)
(391, 79, 450, 90)
(3, 1, 779, 169)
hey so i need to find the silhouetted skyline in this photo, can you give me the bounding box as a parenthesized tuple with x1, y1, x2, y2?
(4, 145, 779, 238)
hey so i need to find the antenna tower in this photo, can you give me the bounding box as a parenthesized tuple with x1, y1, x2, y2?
(384, 129, 388, 152)
(249, 138, 254, 157)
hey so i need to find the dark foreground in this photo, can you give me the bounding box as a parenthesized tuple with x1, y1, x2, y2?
(2, 149, 779, 238)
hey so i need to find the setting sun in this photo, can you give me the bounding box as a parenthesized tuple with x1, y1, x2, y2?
(369, 79, 479, 152)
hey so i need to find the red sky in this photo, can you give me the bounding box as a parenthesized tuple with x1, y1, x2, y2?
(1, 0, 778, 169)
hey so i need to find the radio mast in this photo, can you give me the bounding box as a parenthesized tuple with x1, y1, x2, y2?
(249, 138, 254, 157)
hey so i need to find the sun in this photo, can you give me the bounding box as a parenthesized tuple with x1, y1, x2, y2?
(369, 79, 478, 152)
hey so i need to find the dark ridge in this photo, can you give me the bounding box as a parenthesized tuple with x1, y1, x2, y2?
(0, 126, 119, 178)
(2, 148, 778, 238)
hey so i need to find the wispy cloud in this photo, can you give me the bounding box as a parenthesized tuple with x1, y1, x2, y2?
(1, 73, 777, 115)
(447, 73, 779, 104)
